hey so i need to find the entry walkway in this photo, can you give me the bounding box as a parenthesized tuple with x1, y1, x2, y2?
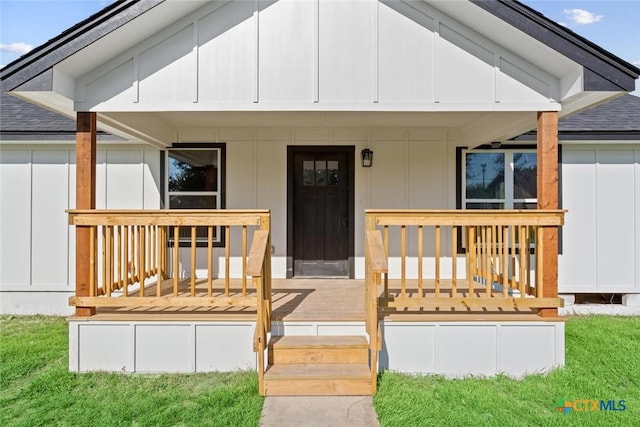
(260, 396, 380, 427)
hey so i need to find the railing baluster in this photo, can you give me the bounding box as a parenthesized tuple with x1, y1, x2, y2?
(451, 226, 457, 298)
(208, 226, 213, 297)
(519, 225, 526, 298)
(536, 226, 544, 298)
(89, 226, 96, 297)
(225, 226, 230, 296)
(400, 225, 406, 297)
(101, 226, 107, 297)
(156, 225, 162, 297)
(417, 225, 423, 296)
(502, 225, 508, 297)
(383, 225, 389, 298)
(173, 226, 179, 296)
(123, 226, 129, 296)
(242, 225, 247, 296)
(485, 226, 492, 297)
(139, 225, 145, 297)
(526, 226, 532, 295)
(191, 226, 196, 297)
(434, 225, 440, 298)
(467, 226, 475, 296)
(510, 225, 517, 292)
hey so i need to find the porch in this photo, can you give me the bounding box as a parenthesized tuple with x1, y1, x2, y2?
(67, 208, 564, 395)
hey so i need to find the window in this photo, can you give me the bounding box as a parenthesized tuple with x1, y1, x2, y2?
(166, 144, 225, 245)
(462, 148, 537, 210)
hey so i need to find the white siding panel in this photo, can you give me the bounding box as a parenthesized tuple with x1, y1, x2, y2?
(84, 59, 134, 106)
(135, 324, 194, 372)
(256, 141, 286, 261)
(106, 150, 143, 209)
(258, 0, 314, 103)
(436, 24, 494, 103)
(378, 1, 435, 103)
(435, 325, 496, 376)
(559, 149, 597, 289)
(195, 324, 255, 371)
(198, 1, 256, 102)
(596, 150, 635, 288)
(139, 25, 194, 104)
(318, 0, 373, 102)
(143, 150, 161, 209)
(31, 151, 70, 286)
(0, 151, 31, 285)
(96, 150, 107, 209)
(496, 57, 551, 103)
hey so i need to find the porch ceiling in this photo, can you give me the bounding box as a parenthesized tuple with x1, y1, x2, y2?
(99, 110, 536, 147)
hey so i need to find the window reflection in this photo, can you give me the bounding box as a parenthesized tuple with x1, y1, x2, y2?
(465, 153, 504, 199)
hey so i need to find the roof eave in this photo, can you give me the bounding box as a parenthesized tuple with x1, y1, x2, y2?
(0, 0, 164, 92)
(471, 0, 640, 92)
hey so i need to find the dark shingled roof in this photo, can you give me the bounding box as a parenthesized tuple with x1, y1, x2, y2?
(0, 92, 119, 141)
(513, 94, 640, 141)
(559, 94, 640, 132)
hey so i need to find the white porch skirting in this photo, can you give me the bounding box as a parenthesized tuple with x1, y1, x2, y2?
(69, 320, 564, 377)
(379, 321, 565, 378)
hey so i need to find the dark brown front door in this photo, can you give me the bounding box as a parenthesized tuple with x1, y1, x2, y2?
(288, 147, 354, 277)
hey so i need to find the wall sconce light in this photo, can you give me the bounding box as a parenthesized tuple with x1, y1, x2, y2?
(361, 148, 373, 167)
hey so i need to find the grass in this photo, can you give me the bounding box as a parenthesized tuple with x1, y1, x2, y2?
(0, 316, 263, 427)
(374, 316, 640, 427)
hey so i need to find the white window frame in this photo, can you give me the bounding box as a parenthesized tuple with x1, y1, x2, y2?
(165, 145, 224, 245)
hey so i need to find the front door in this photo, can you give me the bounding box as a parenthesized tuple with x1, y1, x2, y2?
(287, 147, 354, 277)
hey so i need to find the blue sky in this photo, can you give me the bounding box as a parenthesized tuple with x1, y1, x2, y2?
(1, 0, 638, 89)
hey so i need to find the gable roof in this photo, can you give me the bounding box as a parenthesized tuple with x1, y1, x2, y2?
(1, 0, 638, 93)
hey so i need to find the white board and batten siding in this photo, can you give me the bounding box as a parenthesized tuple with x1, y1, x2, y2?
(560, 145, 640, 293)
(75, 0, 559, 113)
(0, 144, 160, 314)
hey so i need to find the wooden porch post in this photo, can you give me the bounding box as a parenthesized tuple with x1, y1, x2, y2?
(537, 111, 559, 317)
(75, 112, 97, 316)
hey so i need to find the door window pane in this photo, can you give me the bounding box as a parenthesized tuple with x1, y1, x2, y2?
(303, 161, 315, 186)
(514, 153, 537, 199)
(327, 161, 339, 185)
(315, 161, 327, 186)
(465, 153, 504, 199)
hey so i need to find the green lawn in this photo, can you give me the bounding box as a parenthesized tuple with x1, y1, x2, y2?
(0, 316, 263, 427)
(2, 315, 639, 426)
(374, 316, 640, 427)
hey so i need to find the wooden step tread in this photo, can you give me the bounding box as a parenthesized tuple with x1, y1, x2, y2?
(264, 363, 371, 380)
(269, 335, 368, 349)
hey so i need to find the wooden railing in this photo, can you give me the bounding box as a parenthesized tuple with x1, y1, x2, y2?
(68, 210, 271, 308)
(68, 209, 272, 392)
(364, 209, 565, 392)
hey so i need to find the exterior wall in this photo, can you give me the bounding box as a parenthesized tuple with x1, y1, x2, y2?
(176, 126, 462, 279)
(76, 0, 559, 113)
(0, 143, 161, 314)
(559, 144, 640, 293)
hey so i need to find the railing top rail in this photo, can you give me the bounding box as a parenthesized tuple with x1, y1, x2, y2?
(68, 209, 271, 226)
(365, 209, 565, 227)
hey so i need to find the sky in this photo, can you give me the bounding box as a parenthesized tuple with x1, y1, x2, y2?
(1, 0, 639, 91)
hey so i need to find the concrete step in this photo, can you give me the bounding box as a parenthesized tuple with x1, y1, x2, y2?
(263, 363, 372, 396)
(268, 335, 369, 364)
